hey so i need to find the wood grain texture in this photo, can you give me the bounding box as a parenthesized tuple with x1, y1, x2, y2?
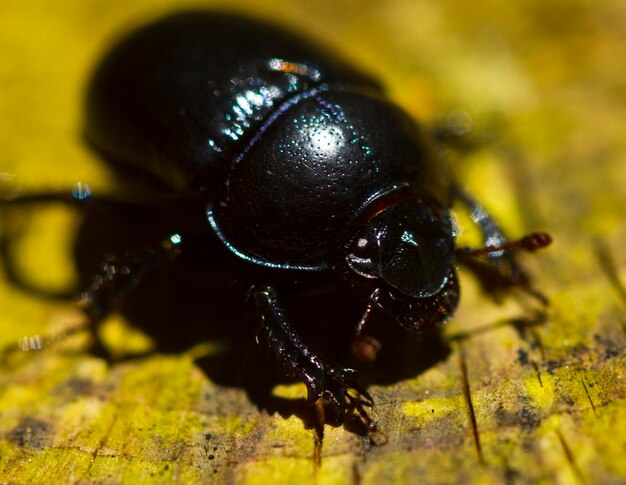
(1, 1, 625, 483)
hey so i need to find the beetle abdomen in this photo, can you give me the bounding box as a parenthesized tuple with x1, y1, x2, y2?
(84, 11, 380, 192)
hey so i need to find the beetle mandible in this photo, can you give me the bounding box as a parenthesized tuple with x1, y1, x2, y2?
(2, 11, 551, 428)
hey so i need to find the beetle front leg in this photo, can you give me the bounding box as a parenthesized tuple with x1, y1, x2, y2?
(453, 185, 549, 301)
(453, 185, 509, 248)
(351, 288, 382, 363)
(454, 185, 525, 282)
(252, 286, 373, 425)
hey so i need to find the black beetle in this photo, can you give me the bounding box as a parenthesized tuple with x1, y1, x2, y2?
(1, 11, 550, 428)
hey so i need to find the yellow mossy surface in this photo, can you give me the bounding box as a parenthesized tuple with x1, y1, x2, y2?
(1, 1, 625, 483)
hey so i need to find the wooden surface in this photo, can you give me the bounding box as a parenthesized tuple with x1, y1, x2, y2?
(1, 1, 625, 483)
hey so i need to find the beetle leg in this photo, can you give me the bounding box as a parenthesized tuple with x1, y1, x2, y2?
(453, 185, 523, 277)
(351, 288, 382, 362)
(77, 234, 182, 357)
(0, 190, 96, 297)
(431, 110, 500, 153)
(354, 288, 380, 337)
(453, 186, 547, 302)
(0, 187, 193, 298)
(0, 231, 75, 299)
(252, 286, 374, 425)
(0, 186, 128, 211)
(0, 186, 198, 213)
(453, 186, 509, 248)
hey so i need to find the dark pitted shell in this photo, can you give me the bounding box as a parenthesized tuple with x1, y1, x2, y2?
(208, 87, 450, 269)
(84, 11, 380, 192)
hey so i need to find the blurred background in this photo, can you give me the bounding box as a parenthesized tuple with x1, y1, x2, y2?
(1, 1, 625, 483)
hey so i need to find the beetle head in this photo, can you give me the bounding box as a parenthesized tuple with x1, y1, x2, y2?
(346, 198, 459, 331)
(347, 199, 454, 298)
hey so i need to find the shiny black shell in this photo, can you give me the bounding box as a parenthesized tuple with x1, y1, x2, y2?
(85, 11, 452, 270)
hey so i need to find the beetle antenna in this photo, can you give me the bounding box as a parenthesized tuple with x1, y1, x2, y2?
(458, 232, 552, 257)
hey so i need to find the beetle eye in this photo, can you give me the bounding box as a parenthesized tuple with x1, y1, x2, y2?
(346, 235, 378, 278)
(354, 237, 370, 256)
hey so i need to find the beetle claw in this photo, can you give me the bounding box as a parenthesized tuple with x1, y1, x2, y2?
(342, 376, 373, 404)
(305, 362, 373, 426)
(353, 386, 375, 406)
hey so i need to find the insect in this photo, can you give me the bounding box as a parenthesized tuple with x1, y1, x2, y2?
(1, 11, 550, 429)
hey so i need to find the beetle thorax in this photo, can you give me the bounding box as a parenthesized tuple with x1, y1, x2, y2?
(208, 87, 448, 270)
